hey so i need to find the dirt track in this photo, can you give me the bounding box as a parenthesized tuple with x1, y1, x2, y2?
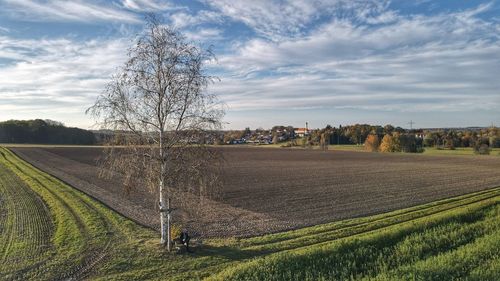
(11, 146, 500, 238)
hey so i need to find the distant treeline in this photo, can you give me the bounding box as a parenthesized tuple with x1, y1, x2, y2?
(325, 124, 500, 149)
(0, 119, 96, 145)
(221, 123, 500, 151)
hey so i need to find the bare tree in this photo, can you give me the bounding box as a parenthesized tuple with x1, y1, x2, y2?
(320, 132, 329, 151)
(87, 16, 224, 251)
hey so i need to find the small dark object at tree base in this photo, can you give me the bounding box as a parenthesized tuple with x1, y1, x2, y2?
(180, 231, 191, 253)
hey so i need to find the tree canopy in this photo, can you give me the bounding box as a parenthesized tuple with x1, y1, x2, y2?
(0, 119, 95, 144)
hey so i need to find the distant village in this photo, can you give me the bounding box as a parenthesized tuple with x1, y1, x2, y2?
(218, 123, 500, 152)
(221, 125, 308, 145)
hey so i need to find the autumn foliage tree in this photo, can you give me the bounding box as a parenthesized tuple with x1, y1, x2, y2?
(364, 134, 380, 152)
(379, 134, 392, 152)
(380, 133, 402, 152)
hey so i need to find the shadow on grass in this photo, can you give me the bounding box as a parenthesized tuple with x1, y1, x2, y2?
(190, 244, 264, 261)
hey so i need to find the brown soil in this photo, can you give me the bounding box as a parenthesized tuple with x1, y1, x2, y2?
(11, 146, 500, 238)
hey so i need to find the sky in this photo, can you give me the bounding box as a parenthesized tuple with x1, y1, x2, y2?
(0, 0, 499, 130)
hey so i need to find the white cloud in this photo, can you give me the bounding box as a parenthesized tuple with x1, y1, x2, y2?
(218, 3, 499, 72)
(460, 2, 494, 18)
(121, 0, 175, 12)
(203, 0, 390, 40)
(209, 3, 500, 115)
(203, 0, 314, 39)
(0, 35, 129, 127)
(169, 10, 224, 29)
(184, 28, 223, 42)
(1, 0, 140, 23)
(365, 11, 399, 24)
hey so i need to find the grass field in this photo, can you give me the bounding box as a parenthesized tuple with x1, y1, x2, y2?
(1, 146, 500, 280)
(422, 147, 500, 156)
(329, 144, 500, 156)
(215, 143, 500, 157)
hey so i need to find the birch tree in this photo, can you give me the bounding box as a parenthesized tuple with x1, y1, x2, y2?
(87, 16, 224, 251)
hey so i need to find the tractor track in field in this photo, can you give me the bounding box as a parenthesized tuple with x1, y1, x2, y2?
(31, 176, 109, 280)
(0, 148, 120, 280)
(0, 160, 55, 279)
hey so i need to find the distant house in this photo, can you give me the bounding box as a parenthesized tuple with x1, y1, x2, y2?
(294, 128, 310, 137)
(228, 138, 246, 145)
(235, 138, 246, 144)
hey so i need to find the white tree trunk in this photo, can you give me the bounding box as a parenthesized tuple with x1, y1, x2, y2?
(160, 181, 169, 250)
(160, 209, 168, 246)
(167, 198, 171, 251)
(159, 188, 172, 251)
(159, 130, 171, 251)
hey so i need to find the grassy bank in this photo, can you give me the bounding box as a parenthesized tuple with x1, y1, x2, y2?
(1, 146, 499, 280)
(210, 195, 500, 280)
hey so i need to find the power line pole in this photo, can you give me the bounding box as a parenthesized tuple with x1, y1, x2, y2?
(408, 120, 415, 130)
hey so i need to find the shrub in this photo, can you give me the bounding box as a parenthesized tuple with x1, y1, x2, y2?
(400, 134, 423, 153)
(474, 144, 490, 155)
(171, 223, 183, 241)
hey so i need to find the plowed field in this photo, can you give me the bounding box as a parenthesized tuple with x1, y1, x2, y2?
(11, 146, 500, 238)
